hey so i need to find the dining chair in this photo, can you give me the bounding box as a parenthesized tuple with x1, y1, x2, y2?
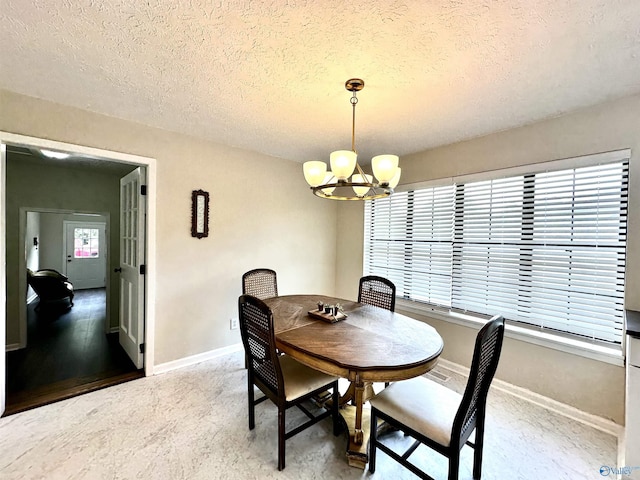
(241, 268, 279, 369)
(368, 315, 505, 480)
(238, 294, 340, 471)
(358, 275, 396, 312)
(242, 268, 278, 299)
(359, 275, 396, 387)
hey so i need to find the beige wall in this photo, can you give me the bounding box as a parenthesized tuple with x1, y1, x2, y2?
(335, 93, 640, 424)
(3, 87, 635, 423)
(1, 89, 338, 364)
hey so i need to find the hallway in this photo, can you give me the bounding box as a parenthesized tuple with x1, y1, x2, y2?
(5, 288, 142, 415)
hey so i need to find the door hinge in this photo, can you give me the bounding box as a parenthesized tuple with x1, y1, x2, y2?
(141, 184, 147, 196)
(140, 343, 145, 354)
(140, 264, 146, 275)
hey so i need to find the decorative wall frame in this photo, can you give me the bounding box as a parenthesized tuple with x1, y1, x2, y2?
(191, 190, 210, 239)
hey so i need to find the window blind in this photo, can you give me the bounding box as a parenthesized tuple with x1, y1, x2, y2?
(364, 157, 629, 345)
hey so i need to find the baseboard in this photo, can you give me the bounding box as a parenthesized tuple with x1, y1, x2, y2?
(153, 343, 243, 375)
(5, 342, 23, 352)
(108, 326, 119, 334)
(152, 346, 622, 438)
(436, 358, 623, 439)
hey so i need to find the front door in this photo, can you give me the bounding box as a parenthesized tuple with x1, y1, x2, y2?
(118, 167, 146, 369)
(64, 221, 107, 289)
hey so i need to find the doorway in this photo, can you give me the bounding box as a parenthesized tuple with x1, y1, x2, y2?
(18, 210, 112, 348)
(0, 131, 157, 416)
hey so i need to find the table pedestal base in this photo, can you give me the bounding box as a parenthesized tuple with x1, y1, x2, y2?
(340, 404, 371, 469)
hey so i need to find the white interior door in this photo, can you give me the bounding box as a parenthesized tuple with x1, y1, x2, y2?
(64, 221, 106, 289)
(119, 167, 146, 369)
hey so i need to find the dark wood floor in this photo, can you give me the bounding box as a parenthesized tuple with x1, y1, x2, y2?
(4, 288, 142, 416)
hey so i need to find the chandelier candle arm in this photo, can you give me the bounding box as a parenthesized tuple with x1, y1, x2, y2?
(302, 78, 400, 200)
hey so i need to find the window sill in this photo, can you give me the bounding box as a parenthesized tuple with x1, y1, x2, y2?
(396, 299, 625, 367)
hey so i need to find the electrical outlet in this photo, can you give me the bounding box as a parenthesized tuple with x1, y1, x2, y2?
(230, 318, 238, 330)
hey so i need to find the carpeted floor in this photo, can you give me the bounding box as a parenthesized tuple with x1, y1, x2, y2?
(0, 349, 622, 480)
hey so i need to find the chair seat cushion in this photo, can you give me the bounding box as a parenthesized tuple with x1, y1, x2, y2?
(369, 375, 461, 447)
(279, 355, 337, 402)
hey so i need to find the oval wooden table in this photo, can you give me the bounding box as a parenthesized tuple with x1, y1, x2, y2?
(263, 294, 444, 469)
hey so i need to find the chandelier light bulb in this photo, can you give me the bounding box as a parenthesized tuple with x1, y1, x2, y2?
(303, 161, 328, 187)
(389, 167, 402, 189)
(372, 154, 399, 184)
(330, 150, 357, 180)
(352, 174, 373, 197)
(321, 173, 337, 196)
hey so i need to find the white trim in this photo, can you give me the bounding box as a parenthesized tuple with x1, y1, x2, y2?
(396, 176, 454, 193)
(399, 148, 631, 192)
(397, 300, 625, 367)
(109, 326, 119, 334)
(5, 343, 21, 352)
(435, 358, 624, 439)
(0, 132, 155, 166)
(1, 142, 6, 415)
(144, 158, 157, 377)
(153, 343, 244, 375)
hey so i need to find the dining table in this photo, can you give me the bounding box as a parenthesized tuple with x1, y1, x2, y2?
(263, 294, 444, 469)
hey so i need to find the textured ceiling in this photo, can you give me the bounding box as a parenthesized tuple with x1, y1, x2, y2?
(1, 1, 640, 164)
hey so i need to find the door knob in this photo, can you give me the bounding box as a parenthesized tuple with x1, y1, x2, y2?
(114, 267, 122, 273)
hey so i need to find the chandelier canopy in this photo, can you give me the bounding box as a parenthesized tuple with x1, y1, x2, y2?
(303, 79, 401, 200)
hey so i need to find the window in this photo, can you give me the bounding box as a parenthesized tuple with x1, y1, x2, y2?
(364, 152, 629, 346)
(74, 228, 100, 258)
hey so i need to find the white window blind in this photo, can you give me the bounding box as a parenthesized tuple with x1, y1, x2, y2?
(364, 157, 629, 345)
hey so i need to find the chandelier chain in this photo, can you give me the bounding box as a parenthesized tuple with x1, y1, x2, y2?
(351, 91, 357, 153)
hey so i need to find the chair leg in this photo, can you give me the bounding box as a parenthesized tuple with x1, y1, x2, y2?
(332, 381, 340, 436)
(248, 375, 255, 430)
(369, 409, 377, 474)
(448, 449, 460, 480)
(473, 422, 485, 479)
(278, 406, 286, 471)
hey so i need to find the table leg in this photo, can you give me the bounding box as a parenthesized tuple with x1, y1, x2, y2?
(339, 376, 377, 469)
(353, 380, 365, 444)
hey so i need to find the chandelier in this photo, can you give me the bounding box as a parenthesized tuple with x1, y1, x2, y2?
(303, 78, 401, 200)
